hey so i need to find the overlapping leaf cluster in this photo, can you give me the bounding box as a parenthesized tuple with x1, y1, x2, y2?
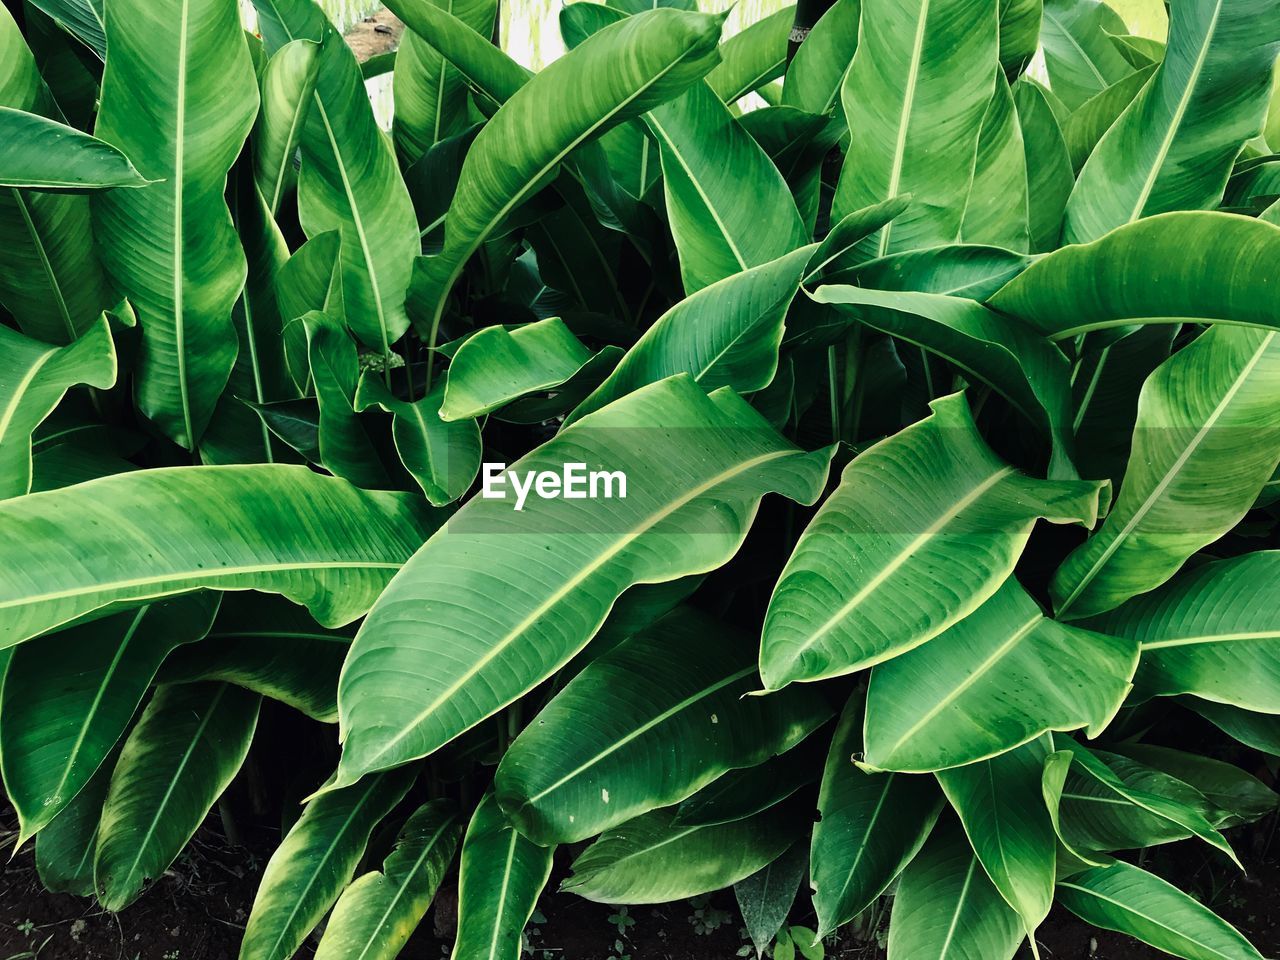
(2, 0, 1280, 956)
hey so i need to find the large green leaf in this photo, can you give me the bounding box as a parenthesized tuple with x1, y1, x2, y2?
(1063, 0, 1280, 243)
(333, 376, 832, 790)
(958, 72, 1030, 250)
(34, 740, 116, 896)
(495, 606, 829, 844)
(864, 578, 1137, 772)
(761, 392, 1104, 689)
(0, 465, 438, 649)
(1058, 862, 1265, 960)
(0, 107, 149, 190)
(985, 212, 1280, 340)
(1039, 0, 1136, 110)
(0, 5, 114, 344)
(1051, 326, 1280, 619)
(0, 316, 116, 499)
(567, 245, 814, 424)
(885, 817, 1024, 960)
(831, 0, 998, 253)
(452, 792, 554, 960)
(1013, 79, 1073, 252)
(563, 802, 800, 904)
(253, 38, 321, 215)
(409, 8, 724, 353)
(736, 843, 807, 958)
(1062, 65, 1157, 173)
(810, 694, 943, 938)
(1187, 699, 1280, 756)
(314, 801, 462, 960)
(936, 738, 1055, 937)
(1115, 744, 1278, 828)
(26, 0, 106, 59)
(781, 0, 860, 116)
(999, 0, 1042, 75)
(705, 5, 793, 102)
(94, 682, 259, 910)
(240, 768, 416, 960)
(1084, 552, 1280, 712)
(0, 594, 219, 843)
(91, 0, 258, 449)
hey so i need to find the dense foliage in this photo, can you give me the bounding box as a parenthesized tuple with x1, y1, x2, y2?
(2, 0, 1280, 956)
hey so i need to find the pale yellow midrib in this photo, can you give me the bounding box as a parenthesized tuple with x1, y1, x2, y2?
(878, 0, 931, 257)
(174, 0, 192, 446)
(484, 830, 519, 960)
(1141, 629, 1280, 650)
(1056, 882, 1224, 955)
(0, 346, 57, 443)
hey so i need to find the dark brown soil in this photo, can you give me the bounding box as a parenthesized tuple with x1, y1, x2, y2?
(3, 804, 1279, 960)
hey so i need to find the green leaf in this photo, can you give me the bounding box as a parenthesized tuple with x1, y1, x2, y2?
(253, 38, 321, 215)
(735, 843, 807, 957)
(440, 317, 597, 421)
(0, 316, 116, 500)
(1083, 552, 1280, 712)
(34, 740, 117, 896)
(985, 212, 1280, 340)
(1039, 0, 1136, 110)
(781, 0, 860, 116)
(1, 594, 218, 843)
(91, 0, 258, 449)
(761, 392, 1104, 689)
(886, 817, 1024, 960)
(26, 0, 106, 59)
(826, 242, 1033, 300)
(495, 606, 830, 845)
(1052, 326, 1280, 619)
(567, 245, 814, 425)
(864, 578, 1137, 772)
(1057, 862, 1264, 960)
(999, 0, 1042, 76)
(276, 229, 344, 390)
(705, 6, 794, 103)
(452, 792, 555, 960)
(240, 768, 416, 960)
(410, 8, 725, 351)
(94, 682, 259, 910)
(0, 6, 114, 344)
(1187, 699, 1280, 756)
(1062, 66, 1157, 173)
(673, 742, 819, 828)
(1013, 79, 1073, 252)
(809, 287, 1079, 477)
(959, 72, 1030, 251)
(811, 694, 943, 938)
(0, 107, 150, 190)
(563, 802, 800, 904)
(333, 376, 832, 790)
(1063, 0, 1280, 243)
(157, 593, 350, 722)
(937, 738, 1055, 935)
(1113, 744, 1278, 828)
(356, 378, 481, 505)
(0, 464, 438, 649)
(314, 801, 463, 960)
(831, 0, 998, 254)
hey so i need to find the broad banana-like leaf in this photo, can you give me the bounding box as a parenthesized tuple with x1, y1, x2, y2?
(781, 0, 860, 115)
(805, 197, 915, 282)
(761, 392, 1104, 689)
(999, 0, 1042, 75)
(276, 229, 344, 390)
(568, 245, 814, 425)
(645, 80, 806, 293)
(0, 316, 116, 499)
(563, 802, 800, 904)
(1058, 862, 1264, 960)
(936, 738, 1055, 937)
(1115, 744, 1278, 828)
(0, 5, 114, 345)
(34, 741, 116, 896)
(1064, 0, 1280, 243)
(1052, 326, 1280, 619)
(705, 5, 794, 102)
(959, 72, 1030, 250)
(440, 317, 598, 421)
(811, 694, 943, 938)
(986, 212, 1280, 340)
(313, 801, 462, 960)
(1013, 79, 1073, 252)
(1188, 699, 1280, 755)
(92, 0, 257, 449)
(157, 595, 349, 722)
(452, 792, 554, 960)
(735, 843, 807, 957)
(356, 378, 481, 506)
(0, 107, 149, 190)
(27, 0, 106, 59)
(673, 741, 819, 827)
(1042, 748, 1113, 870)
(253, 38, 321, 214)
(827, 243, 1033, 299)
(332, 376, 832, 790)
(494, 606, 830, 845)
(1, 594, 219, 842)
(1084, 553, 1280, 712)
(810, 287, 1078, 477)
(1063, 66, 1158, 173)
(392, 0, 496, 164)
(410, 8, 724, 352)
(94, 682, 260, 910)
(885, 818, 1024, 960)
(1039, 0, 1136, 110)
(864, 578, 1137, 772)
(0, 464, 438, 649)
(831, 0, 998, 253)
(239, 768, 416, 960)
